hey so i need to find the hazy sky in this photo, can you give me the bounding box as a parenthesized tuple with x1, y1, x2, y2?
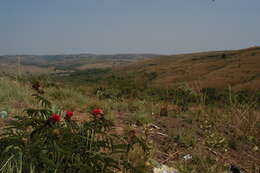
(0, 0, 259, 55)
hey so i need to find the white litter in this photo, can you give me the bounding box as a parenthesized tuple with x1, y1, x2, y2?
(183, 154, 192, 161)
(153, 165, 179, 173)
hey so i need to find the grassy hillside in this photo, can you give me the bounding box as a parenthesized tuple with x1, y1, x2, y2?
(0, 75, 259, 172)
(117, 47, 260, 90)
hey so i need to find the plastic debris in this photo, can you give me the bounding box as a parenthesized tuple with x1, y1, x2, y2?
(153, 165, 179, 173)
(0, 111, 8, 119)
(183, 154, 192, 161)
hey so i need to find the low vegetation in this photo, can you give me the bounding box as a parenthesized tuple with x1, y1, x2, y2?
(1, 47, 260, 173)
(0, 75, 259, 173)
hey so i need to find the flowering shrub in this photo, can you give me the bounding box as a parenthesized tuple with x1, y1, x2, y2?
(0, 92, 150, 173)
(91, 108, 103, 115)
(91, 108, 104, 119)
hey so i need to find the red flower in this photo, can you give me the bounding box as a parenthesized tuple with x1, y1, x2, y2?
(50, 114, 61, 123)
(91, 108, 104, 118)
(65, 111, 74, 119)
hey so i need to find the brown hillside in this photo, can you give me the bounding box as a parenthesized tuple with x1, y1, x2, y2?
(117, 47, 260, 90)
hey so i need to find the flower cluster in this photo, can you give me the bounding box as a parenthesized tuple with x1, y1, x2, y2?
(50, 114, 61, 123)
(49, 111, 74, 123)
(91, 108, 104, 119)
(65, 111, 74, 120)
(48, 108, 104, 123)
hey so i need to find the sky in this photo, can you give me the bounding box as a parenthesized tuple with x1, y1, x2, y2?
(0, 0, 260, 55)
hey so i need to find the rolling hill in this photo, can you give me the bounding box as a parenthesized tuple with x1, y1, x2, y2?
(1, 47, 260, 91)
(116, 47, 260, 90)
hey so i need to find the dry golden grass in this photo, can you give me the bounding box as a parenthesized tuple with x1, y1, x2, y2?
(118, 47, 260, 90)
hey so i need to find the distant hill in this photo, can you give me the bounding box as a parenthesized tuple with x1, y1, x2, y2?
(116, 47, 260, 90)
(0, 53, 158, 75)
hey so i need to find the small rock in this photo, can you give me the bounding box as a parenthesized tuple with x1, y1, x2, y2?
(0, 111, 8, 119)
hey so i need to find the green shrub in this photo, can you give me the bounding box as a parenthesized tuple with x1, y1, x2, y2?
(169, 85, 198, 110)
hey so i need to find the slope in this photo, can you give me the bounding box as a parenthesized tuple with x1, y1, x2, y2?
(118, 47, 260, 90)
